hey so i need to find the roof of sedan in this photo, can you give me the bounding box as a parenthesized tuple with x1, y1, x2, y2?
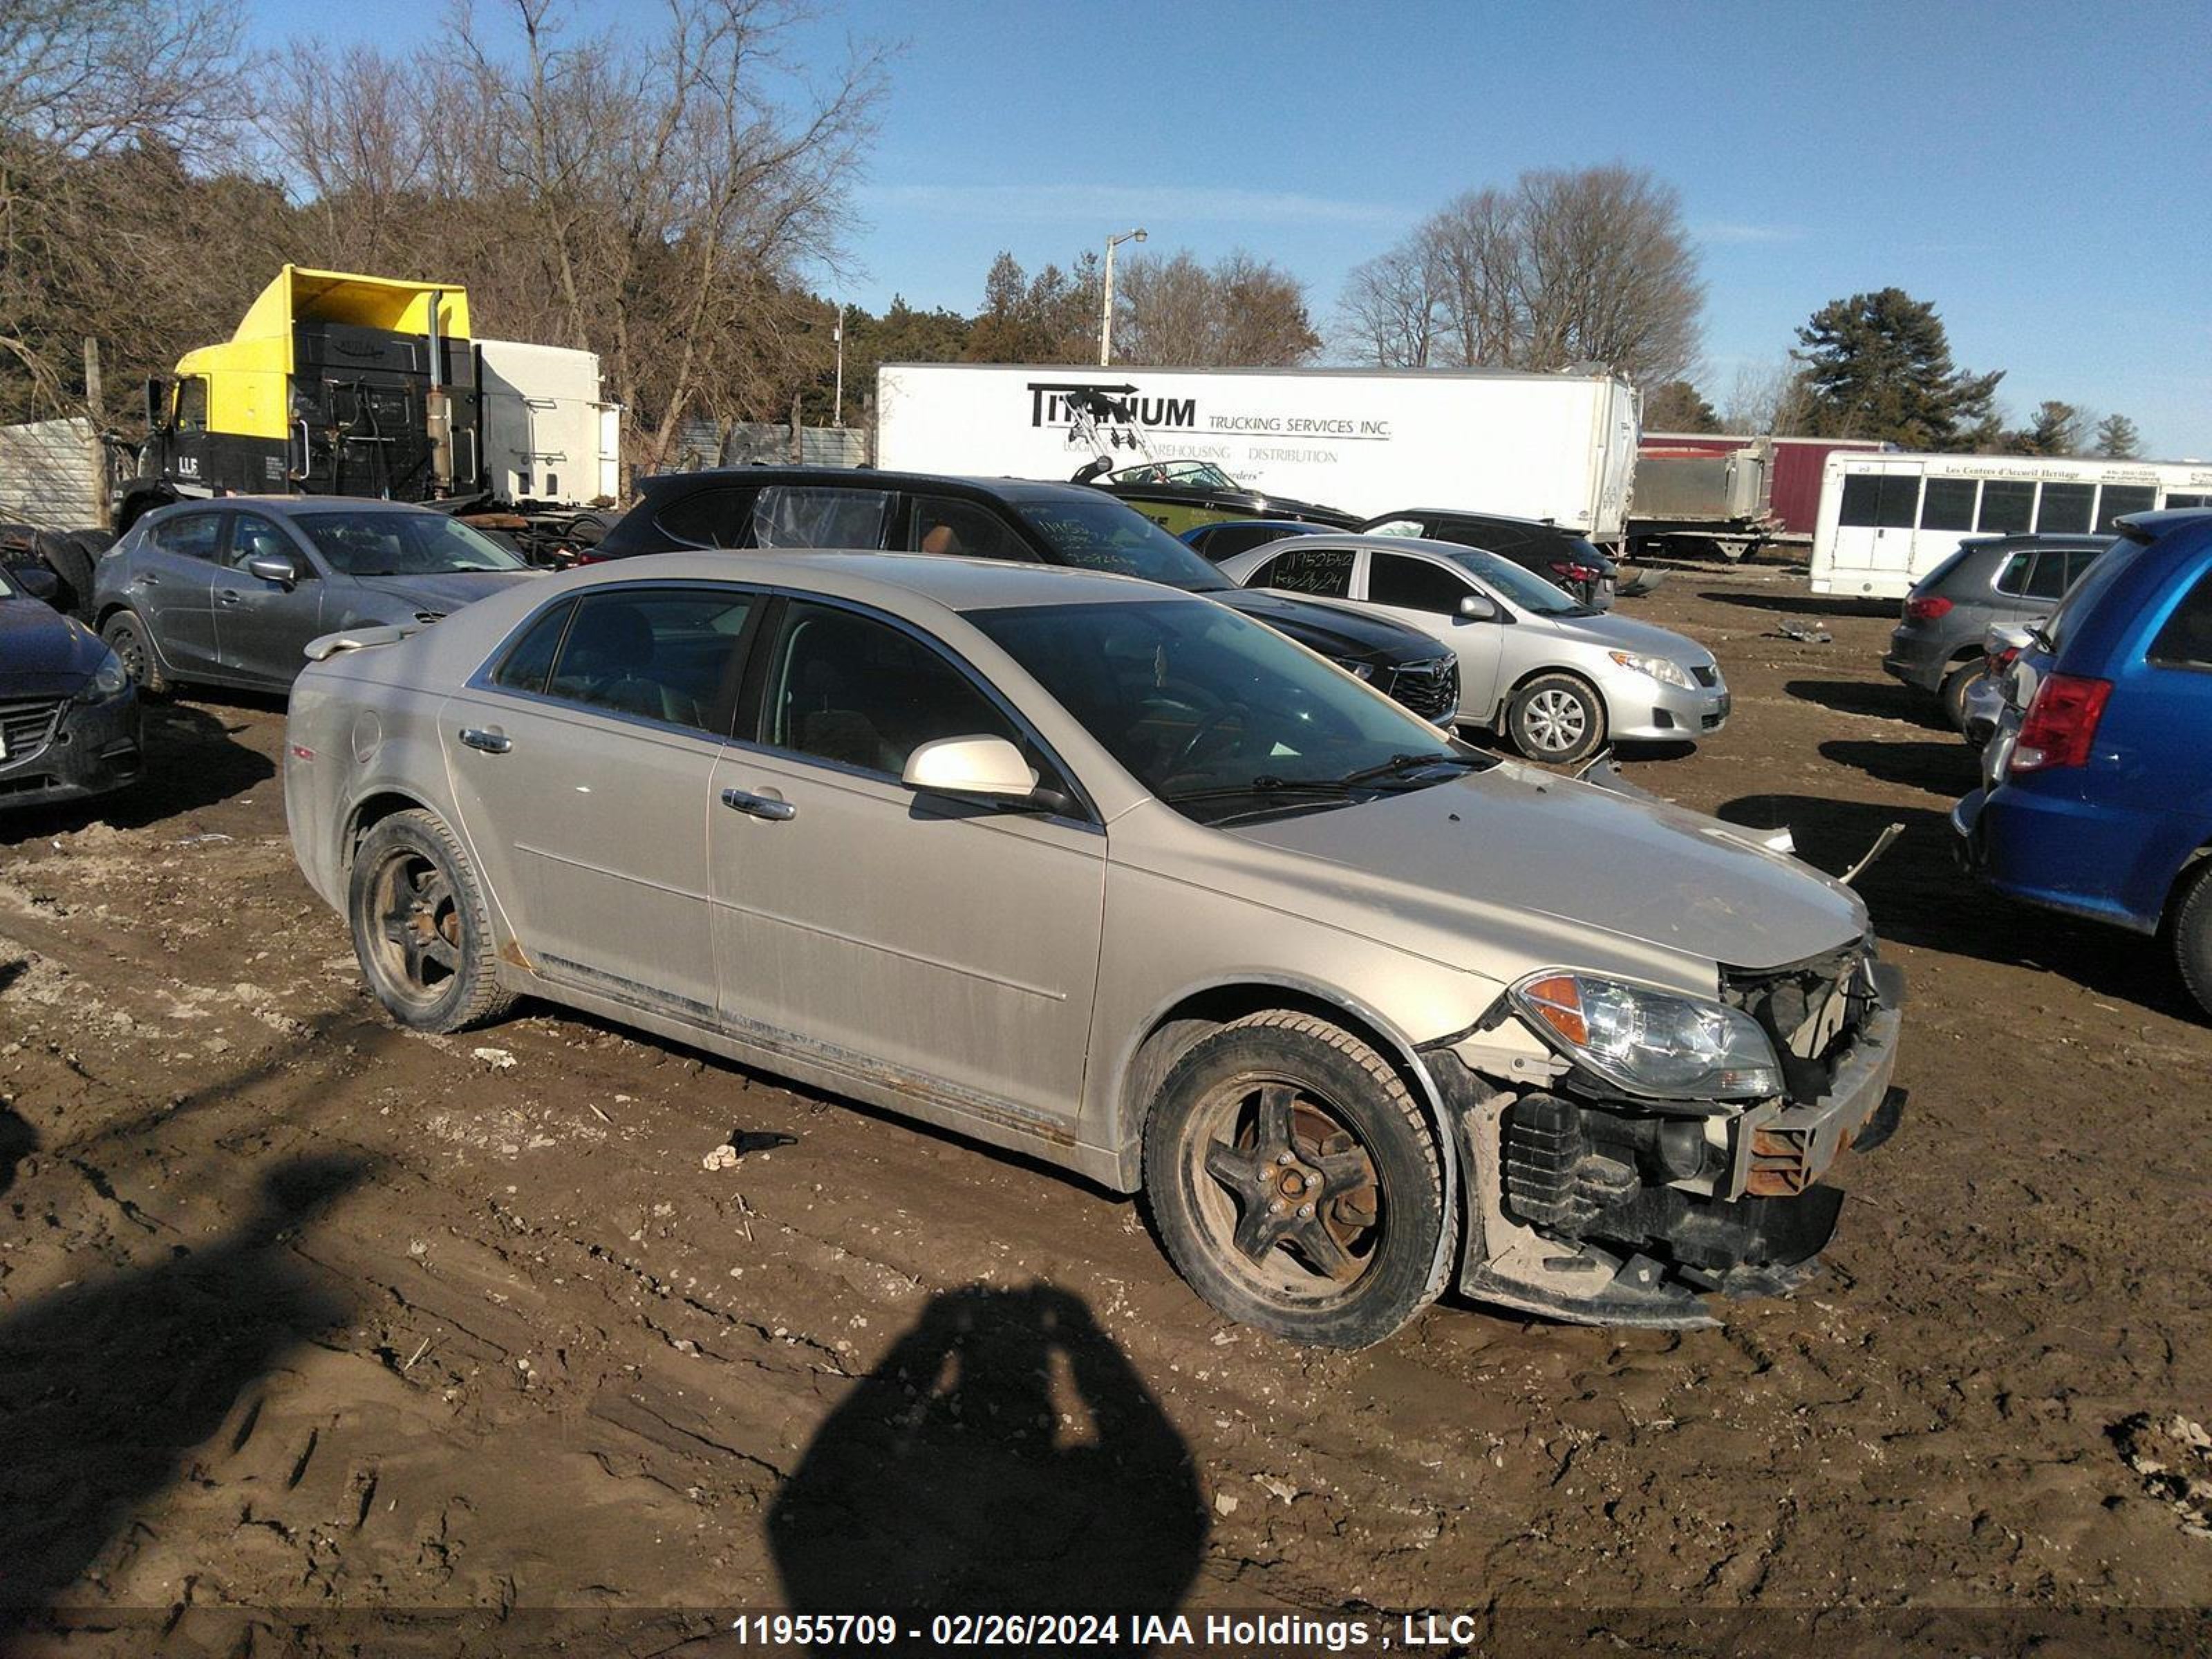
(144, 494, 453, 518)
(641, 467, 1109, 506)
(565, 548, 1190, 611)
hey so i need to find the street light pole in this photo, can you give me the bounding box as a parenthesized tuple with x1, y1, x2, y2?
(832, 303, 846, 427)
(1099, 227, 1147, 366)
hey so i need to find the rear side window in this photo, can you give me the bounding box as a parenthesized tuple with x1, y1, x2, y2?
(1364, 518, 1423, 538)
(753, 486, 893, 550)
(2064, 545, 2106, 588)
(1369, 552, 1471, 615)
(2148, 568, 2212, 671)
(2036, 482, 2095, 534)
(153, 512, 223, 560)
(1198, 524, 1290, 561)
(1255, 545, 1354, 598)
(654, 486, 759, 547)
(1919, 478, 1977, 530)
(491, 599, 574, 693)
(543, 588, 753, 733)
(906, 496, 1031, 562)
(1994, 552, 2033, 596)
(2023, 550, 2071, 600)
(1978, 481, 2034, 534)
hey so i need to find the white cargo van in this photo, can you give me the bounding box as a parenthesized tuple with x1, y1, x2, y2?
(875, 363, 1641, 546)
(1810, 451, 2212, 599)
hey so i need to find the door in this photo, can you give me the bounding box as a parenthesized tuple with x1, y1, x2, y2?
(123, 508, 224, 675)
(1833, 467, 1924, 585)
(710, 599, 1105, 1124)
(440, 585, 757, 1024)
(1359, 549, 1506, 718)
(214, 511, 326, 687)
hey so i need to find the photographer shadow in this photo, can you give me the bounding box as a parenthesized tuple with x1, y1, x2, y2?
(769, 1283, 1207, 1633)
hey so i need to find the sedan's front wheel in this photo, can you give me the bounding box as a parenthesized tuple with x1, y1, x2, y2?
(348, 809, 516, 1033)
(1143, 1011, 1450, 1348)
(1508, 671, 1606, 766)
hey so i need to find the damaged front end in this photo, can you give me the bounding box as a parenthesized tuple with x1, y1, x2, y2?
(1429, 941, 1907, 1329)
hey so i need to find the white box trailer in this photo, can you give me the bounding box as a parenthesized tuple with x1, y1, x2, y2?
(875, 363, 1642, 544)
(1810, 450, 2212, 599)
(475, 337, 620, 508)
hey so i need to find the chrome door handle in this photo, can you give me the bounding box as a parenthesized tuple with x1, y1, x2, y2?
(458, 727, 512, 754)
(720, 787, 796, 821)
(218, 590, 242, 604)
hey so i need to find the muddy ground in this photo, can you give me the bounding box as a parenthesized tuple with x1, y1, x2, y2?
(1, 561, 2208, 1656)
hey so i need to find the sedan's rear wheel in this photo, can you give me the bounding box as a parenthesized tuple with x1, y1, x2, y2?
(1508, 671, 1606, 766)
(1143, 1011, 1448, 1348)
(348, 809, 516, 1033)
(1939, 660, 1983, 732)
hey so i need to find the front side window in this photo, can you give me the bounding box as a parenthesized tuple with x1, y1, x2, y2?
(1255, 545, 1354, 598)
(972, 597, 1485, 821)
(1369, 552, 1472, 615)
(294, 510, 527, 577)
(153, 512, 223, 560)
(229, 513, 304, 572)
(760, 601, 1036, 781)
(541, 588, 751, 732)
(1439, 547, 1586, 616)
(1920, 477, 1978, 531)
(1013, 496, 1228, 592)
(906, 496, 1031, 562)
(2148, 568, 2212, 671)
(752, 486, 894, 550)
(176, 377, 209, 432)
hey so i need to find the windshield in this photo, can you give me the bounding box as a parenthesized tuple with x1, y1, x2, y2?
(294, 511, 529, 578)
(1014, 497, 1233, 592)
(971, 596, 1488, 823)
(1441, 547, 1590, 616)
(1108, 460, 1241, 491)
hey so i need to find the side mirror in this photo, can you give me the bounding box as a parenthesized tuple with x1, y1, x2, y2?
(1457, 592, 1499, 621)
(13, 564, 62, 604)
(246, 552, 303, 588)
(902, 734, 1038, 799)
(1985, 623, 2035, 655)
(144, 376, 168, 431)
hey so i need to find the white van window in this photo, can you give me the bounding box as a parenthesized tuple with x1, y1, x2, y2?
(2036, 482, 2095, 534)
(1977, 481, 2034, 534)
(1919, 478, 1977, 531)
(1839, 474, 1918, 528)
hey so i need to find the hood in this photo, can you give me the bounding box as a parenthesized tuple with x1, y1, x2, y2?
(354, 569, 541, 617)
(1220, 764, 1866, 977)
(1541, 608, 1716, 667)
(0, 597, 109, 697)
(1222, 588, 1438, 665)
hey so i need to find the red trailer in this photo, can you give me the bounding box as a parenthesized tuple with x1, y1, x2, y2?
(1638, 432, 1885, 543)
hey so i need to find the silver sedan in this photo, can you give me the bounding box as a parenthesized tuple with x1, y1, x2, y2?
(286, 552, 1902, 1346)
(1216, 534, 1730, 765)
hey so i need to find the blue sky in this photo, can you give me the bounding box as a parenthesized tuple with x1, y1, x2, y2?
(254, 0, 2210, 455)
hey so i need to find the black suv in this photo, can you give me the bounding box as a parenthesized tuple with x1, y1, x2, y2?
(1360, 509, 1618, 609)
(592, 469, 1461, 724)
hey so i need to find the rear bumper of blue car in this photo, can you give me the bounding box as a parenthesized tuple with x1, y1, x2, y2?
(1952, 783, 2165, 935)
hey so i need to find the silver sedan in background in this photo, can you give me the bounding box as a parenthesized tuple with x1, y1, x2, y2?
(285, 551, 1901, 1347)
(1216, 534, 1730, 765)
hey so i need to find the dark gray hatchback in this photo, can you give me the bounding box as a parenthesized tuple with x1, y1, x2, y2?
(1882, 532, 2111, 727)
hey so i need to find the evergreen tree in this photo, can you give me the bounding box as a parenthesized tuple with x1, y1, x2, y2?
(1791, 288, 2002, 448)
(2094, 412, 2143, 459)
(1642, 379, 1719, 433)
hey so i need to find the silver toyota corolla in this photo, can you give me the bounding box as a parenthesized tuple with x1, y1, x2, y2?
(285, 552, 1904, 1347)
(1216, 534, 1730, 765)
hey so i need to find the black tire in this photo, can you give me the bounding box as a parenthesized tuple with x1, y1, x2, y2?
(2173, 861, 2212, 1020)
(68, 527, 115, 558)
(1141, 1011, 1450, 1349)
(101, 610, 169, 696)
(1939, 660, 1981, 732)
(34, 529, 93, 617)
(1507, 671, 1607, 766)
(348, 809, 518, 1033)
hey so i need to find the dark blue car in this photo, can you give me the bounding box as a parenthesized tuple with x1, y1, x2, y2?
(1953, 510, 2212, 1013)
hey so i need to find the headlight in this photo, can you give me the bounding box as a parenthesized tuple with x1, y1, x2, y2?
(77, 648, 130, 703)
(1608, 651, 1695, 691)
(1511, 970, 1780, 1100)
(1331, 656, 1376, 681)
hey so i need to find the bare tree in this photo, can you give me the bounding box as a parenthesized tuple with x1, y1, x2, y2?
(1718, 359, 1814, 435)
(1335, 165, 1703, 384)
(1115, 248, 1318, 367)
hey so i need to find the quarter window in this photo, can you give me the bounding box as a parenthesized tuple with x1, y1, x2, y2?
(2023, 550, 2071, 600)
(541, 588, 752, 733)
(2064, 546, 2105, 588)
(760, 602, 1049, 785)
(752, 485, 893, 550)
(491, 599, 575, 694)
(1919, 478, 1978, 531)
(1255, 545, 1354, 598)
(2036, 482, 2095, 534)
(152, 512, 223, 561)
(1977, 481, 2035, 534)
(1369, 552, 1472, 615)
(1994, 552, 2033, 597)
(2148, 569, 2212, 671)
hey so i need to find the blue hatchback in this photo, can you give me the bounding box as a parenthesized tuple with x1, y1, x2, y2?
(1953, 509, 2212, 1013)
